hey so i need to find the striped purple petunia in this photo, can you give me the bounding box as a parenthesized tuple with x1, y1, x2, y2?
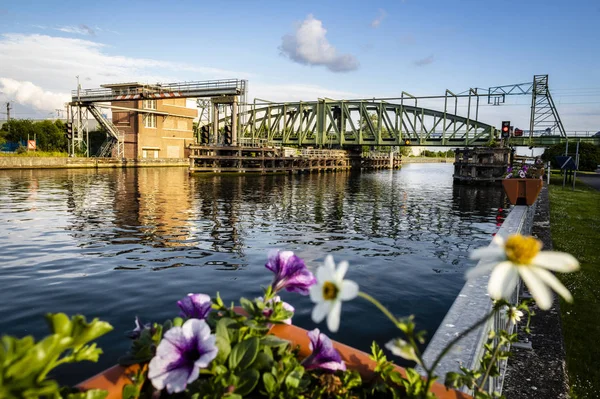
(177, 293, 212, 320)
(265, 250, 316, 295)
(148, 319, 218, 393)
(301, 328, 346, 371)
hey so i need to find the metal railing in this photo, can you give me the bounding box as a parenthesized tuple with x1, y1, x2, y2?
(419, 204, 536, 395)
(72, 79, 246, 101)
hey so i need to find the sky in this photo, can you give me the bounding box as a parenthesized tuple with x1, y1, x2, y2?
(0, 0, 599, 132)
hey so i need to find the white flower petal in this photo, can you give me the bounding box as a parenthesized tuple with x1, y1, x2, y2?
(187, 364, 200, 384)
(488, 262, 518, 300)
(531, 267, 574, 303)
(466, 261, 497, 280)
(317, 258, 336, 282)
(470, 245, 505, 261)
(339, 280, 359, 301)
(519, 267, 553, 310)
(312, 301, 330, 323)
(532, 252, 580, 273)
(182, 319, 210, 341)
(327, 301, 342, 332)
(491, 235, 505, 247)
(500, 266, 520, 299)
(309, 284, 323, 303)
(163, 368, 189, 394)
(148, 356, 169, 388)
(336, 261, 349, 281)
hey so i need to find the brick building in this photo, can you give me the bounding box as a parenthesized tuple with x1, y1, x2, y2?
(104, 83, 197, 159)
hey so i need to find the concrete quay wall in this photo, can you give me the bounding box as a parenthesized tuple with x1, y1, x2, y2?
(0, 157, 189, 170)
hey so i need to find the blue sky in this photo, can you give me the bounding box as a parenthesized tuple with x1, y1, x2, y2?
(1, 0, 599, 131)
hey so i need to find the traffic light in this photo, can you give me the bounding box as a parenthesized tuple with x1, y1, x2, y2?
(65, 122, 73, 140)
(501, 121, 510, 139)
(200, 125, 209, 144)
(224, 125, 232, 145)
(513, 128, 524, 137)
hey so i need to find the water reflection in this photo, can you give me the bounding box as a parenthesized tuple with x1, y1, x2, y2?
(0, 164, 505, 385)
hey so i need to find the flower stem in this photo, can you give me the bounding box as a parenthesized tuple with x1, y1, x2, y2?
(422, 309, 497, 396)
(358, 291, 400, 328)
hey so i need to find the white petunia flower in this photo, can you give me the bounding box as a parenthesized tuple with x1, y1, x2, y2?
(309, 255, 359, 332)
(467, 234, 579, 310)
(506, 306, 524, 325)
(385, 338, 421, 365)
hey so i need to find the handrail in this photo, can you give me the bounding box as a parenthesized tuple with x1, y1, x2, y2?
(419, 204, 536, 395)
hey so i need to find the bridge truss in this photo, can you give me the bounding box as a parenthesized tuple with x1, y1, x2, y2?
(235, 99, 495, 147)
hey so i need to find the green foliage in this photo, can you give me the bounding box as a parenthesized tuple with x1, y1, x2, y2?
(0, 119, 70, 152)
(0, 313, 112, 399)
(542, 142, 600, 171)
(549, 179, 600, 398)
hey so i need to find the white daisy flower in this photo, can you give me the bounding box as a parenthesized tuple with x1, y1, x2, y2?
(309, 255, 359, 332)
(506, 306, 524, 325)
(467, 234, 579, 310)
(385, 338, 421, 365)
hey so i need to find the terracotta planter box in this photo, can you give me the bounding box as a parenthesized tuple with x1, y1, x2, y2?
(77, 323, 471, 399)
(502, 178, 543, 205)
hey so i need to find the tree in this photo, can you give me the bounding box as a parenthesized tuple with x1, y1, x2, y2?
(542, 142, 600, 172)
(0, 119, 69, 152)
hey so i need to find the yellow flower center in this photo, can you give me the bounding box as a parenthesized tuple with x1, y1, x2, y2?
(504, 235, 542, 265)
(322, 281, 339, 300)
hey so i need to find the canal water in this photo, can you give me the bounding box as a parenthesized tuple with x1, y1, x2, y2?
(0, 164, 505, 384)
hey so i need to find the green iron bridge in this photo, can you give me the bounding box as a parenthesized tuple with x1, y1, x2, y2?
(208, 75, 599, 148)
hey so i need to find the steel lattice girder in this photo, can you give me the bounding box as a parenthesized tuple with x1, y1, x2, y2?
(235, 100, 494, 147)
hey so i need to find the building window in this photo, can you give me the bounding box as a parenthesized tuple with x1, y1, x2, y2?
(144, 114, 156, 128)
(143, 100, 156, 110)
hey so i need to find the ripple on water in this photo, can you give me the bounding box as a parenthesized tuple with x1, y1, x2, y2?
(0, 165, 506, 385)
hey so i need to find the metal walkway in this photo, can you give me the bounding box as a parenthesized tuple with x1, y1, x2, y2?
(72, 79, 246, 103)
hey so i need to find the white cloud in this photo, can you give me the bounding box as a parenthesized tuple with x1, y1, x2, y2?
(57, 24, 96, 36)
(279, 15, 359, 73)
(0, 33, 358, 114)
(0, 78, 70, 111)
(371, 9, 387, 28)
(413, 55, 435, 66)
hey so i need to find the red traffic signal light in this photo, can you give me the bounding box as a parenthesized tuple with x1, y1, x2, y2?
(501, 121, 510, 138)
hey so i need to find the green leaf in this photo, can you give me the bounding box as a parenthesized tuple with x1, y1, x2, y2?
(228, 337, 259, 370)
(73, 343, 103, 363)
(66, 389, 109, 399)
(260, 336, 290, 348)
(239, 297, 255, 315)
(122, 384, 138, 399)
(252, 351, 273, 370)
(215, 335, 231, 365)
(46, 313, 72, 336)
(216, 318, 235, 345)
(234, 368, 259, 396)
(262, 372, 277, 394)
(69, 315, 113, 348)
(173, 317, 184, 327)
(284, 366, 303, 389)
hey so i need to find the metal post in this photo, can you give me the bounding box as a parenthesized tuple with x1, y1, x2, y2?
(5, 102, 10, 136)
(547, 161, 550, 185)
(212, 102, 219, 145)
(232, 97, 238, 146)
(573, 141, 580, 191)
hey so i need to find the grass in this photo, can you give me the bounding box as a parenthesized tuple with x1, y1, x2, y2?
(0, 151, 69, 157)
(548, 176, 600, 398)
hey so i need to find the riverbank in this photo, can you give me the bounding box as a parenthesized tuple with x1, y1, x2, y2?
(0, 157, 189, 169)
(402, 156, 453, 163)
(548, 177, 600, 399)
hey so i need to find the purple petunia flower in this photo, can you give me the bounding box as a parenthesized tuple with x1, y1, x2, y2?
(519, 170, 527, 178)
(301, 328, 346, 371)
(266, 251, 316, 295)
(177, 293, 212, 320)
(506, 167, 513, 173)
(127, 316, 151, 339)
(148, 319, 218, 394)
(258, 296, 295, 325)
